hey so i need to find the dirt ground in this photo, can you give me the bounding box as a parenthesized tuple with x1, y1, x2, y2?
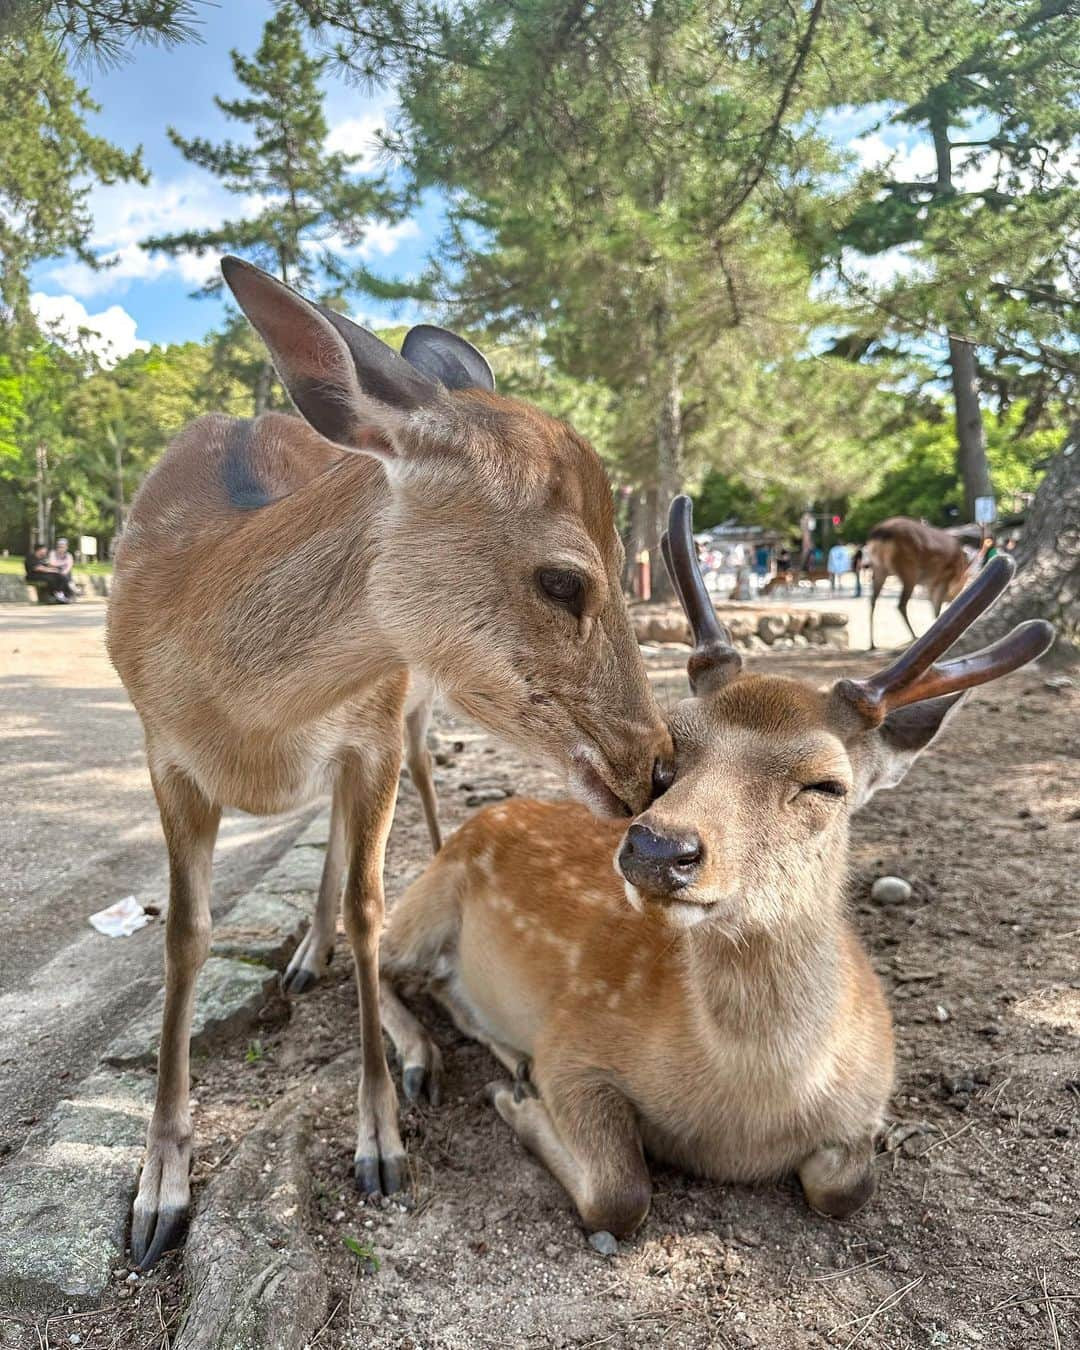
(7, 643, 1078, 1350)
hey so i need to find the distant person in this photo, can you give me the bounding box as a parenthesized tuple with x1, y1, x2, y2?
(25, 543, 75, 603)
(979, 537, 1001, 568)
(48, 537, 74, 579)
(776, 545, 792, 573)
(827, 542, 850, 593)
(754, 543, 770, 582)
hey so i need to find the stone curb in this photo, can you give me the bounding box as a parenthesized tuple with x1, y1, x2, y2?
(0, 813, 330, 1315)
(0, 1071, 153, 1310)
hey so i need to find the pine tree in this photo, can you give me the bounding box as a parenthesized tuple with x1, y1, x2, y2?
(827, 0, 1079, 521)
(0, 28, 145, 333)
(143, 4, 410, 411)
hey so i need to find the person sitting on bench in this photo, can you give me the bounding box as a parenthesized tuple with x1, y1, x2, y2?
(25, 543, 76, 603)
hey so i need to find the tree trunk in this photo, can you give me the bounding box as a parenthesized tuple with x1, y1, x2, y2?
(254, 360, 273, 416)
(929, 110, 994, 521)
(949, 336, 993, 520)
(621, 490, 648, 595)
(961, 424, 1079, 663)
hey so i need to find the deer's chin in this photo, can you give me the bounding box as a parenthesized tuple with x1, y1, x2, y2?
(568, 751, 633, 818)
(623, 881, 739, 931)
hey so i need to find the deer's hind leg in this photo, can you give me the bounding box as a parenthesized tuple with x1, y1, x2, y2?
(282, 783, 348, 995)
(404, 691, 442, 855)
(132, 764, 220, 1269)
(490, 1067, 652, 1240)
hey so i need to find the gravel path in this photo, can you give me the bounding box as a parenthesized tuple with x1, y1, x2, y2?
(0, 602, 316, 1156)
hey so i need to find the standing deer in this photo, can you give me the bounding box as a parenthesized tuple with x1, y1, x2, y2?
(864, 516, 971, 649)
(379, 498, 1052, 1237)
(106, 257, 673, 1268)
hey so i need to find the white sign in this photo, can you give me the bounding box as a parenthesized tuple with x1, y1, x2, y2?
(80, 535, 98, 557)
(974, 496, 996, 525)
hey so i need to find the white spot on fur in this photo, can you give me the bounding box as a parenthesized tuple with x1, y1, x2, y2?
(623, 882, 644, 913)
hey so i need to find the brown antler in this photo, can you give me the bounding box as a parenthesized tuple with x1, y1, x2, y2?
(836, 555, 1054, 722)
(662, 495, 743, 694)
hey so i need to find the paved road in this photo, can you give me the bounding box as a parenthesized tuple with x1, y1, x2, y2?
(0, 602, 316, 1154)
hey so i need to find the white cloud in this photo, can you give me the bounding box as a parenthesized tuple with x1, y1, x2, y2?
(850, 131, 937, 182)
(30, 292, 149, 365)
(46, 176, 266, 298)
(325, 112, 390, 172)
(355, 217, 421, 260)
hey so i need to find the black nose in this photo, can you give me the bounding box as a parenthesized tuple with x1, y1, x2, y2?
(618, 822, 703, 895)
(650, 755, 675, 802)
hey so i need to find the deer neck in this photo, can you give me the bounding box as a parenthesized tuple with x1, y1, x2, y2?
(680, 882, 845, 1042)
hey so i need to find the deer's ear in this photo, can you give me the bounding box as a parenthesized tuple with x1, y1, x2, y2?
(221, 256, 439, 457)
(401, 325, 495, 391)
(853, 692, 969, 807)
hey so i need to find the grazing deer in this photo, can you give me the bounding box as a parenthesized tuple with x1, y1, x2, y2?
(864, 516, 971, 649)
(106, 257, 673, 1268)
(380, 498, 1052, 1237)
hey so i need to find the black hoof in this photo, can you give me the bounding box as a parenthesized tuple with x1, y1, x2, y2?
(403, 1064, 441, 1106)
(282, 967, 318, 996)
(354, 1153, 406, 1197)
(131, 1205, 188, 1270)
(513, 1075, 539, 1103)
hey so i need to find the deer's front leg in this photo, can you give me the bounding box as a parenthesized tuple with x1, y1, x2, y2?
(338, 740, 407, 1196)
(489, 1070, 652, 1239)
(132, 766, 220, 1269)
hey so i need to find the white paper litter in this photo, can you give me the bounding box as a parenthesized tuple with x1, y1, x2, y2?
(89, 895, 150, 937)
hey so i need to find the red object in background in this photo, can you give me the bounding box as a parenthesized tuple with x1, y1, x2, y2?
(635, 554, 651, 601)
(832, 514, 842, 527)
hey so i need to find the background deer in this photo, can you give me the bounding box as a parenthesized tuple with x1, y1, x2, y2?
(106, 257, 672, 1268)
(864, 516, 971, 649)
(379, 498, 1052, 1238)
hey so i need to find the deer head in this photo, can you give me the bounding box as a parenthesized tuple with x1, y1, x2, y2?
(618, 496, 1053, 932)
(221, 258, 671, 814)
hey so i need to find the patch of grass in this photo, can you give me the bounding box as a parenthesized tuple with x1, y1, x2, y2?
(343, 1235, 380, 1271)
(0, 557, 114, 576)
(245, 1038, 264, 1065)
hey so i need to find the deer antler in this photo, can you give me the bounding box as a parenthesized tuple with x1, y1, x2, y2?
(662, 495, 743, 694)
(835, 555, 1054, 722)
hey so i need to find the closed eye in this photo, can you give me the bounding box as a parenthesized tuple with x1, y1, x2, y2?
(802, 780, 848, 799)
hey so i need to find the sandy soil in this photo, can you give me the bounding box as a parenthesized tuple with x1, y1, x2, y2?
(7, 643, 1078, 1350)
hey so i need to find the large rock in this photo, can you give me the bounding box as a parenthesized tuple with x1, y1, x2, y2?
(212, 891, 310, 970)
(0, 1071, 152, 1309)
(103, 957, 279, 1069)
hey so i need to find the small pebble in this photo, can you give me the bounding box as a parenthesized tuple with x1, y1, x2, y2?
(934, 1004, 951, 1023)
(588, 1230, 619, 1257)
(871, 876, 912, 905)
(1029, 1201, 1053, 1216)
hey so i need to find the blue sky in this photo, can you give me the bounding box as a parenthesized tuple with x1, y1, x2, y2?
(29, 1, 440, 360)
(28, 6, 960, 366)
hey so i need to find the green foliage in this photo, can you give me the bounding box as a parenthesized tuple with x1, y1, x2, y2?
(144, 6, 407, 298)
(342, 1235, 380, 1270)
(0, 29, 145, 325)
(3, 3, 208, 64)
(843, 402, 1060, 539)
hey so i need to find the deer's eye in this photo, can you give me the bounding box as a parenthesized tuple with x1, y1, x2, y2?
(537, 568, 585, 616)
(802, 780, 848, 799)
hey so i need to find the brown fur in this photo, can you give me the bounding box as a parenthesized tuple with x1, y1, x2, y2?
(380, 672, 909, 1236)
(864, 516, 969, 648)
(107, 264, 671, 1268)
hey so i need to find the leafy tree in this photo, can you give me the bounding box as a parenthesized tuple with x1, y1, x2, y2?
(0, 28, 145, 331)
(143, 4, 410, 412)
(822, 0, 1079, 519)
(298, 0, 888, 595)
(0, 2, 207, 63)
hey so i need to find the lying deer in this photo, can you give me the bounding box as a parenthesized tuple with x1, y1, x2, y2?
(107, 258, 672, 1268)
(864, 516, 971, 649)
(380, 497, 1051, 1236)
